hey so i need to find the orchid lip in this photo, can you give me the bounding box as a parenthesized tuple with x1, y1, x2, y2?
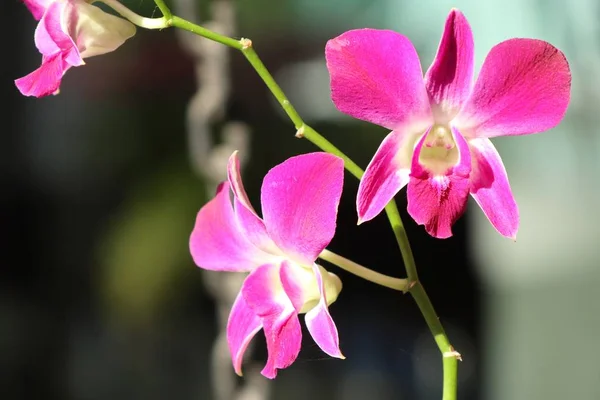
(418, 124, 459, 175)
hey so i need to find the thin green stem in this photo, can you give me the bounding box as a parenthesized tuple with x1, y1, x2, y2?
(169, 17, 243, 49)
(411, 281, 460, 399)
(153, 0, 172, 19)
(383, 201, 418, 281)
(301, 126, 363, 180)
(240, 43, 363, 179)
(384, 200, 459, 398)
(241, 44, 303, 128)
(99, 0, 167, 29)
(443, 352, 459, 399)
(164, 15, 459, 399)
(319, 249, 408, 292)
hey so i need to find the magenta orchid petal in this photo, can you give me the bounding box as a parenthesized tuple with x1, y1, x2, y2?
(325, 29, 433, 130)
(15, 53, 66, 97)
(407, 128, 472, 239)
(242, 264, 302, 379)
(242, 263, 290, 316)
(357, 130, 416, 223)
(469, 138, 519, 238)
(34, 3, 67, 56)
(425, 9, 474, 122)
(261, 313, 302, 379)
(326, 9, 571, 238)
(233, 197, 281, 254)
(191, 152, 345, 377)
(261, 153, 344, 265)
(189, 182, 273, 272)
(17, 0, 135, 98)
(228, 151, 260, 217)
(227, 292, 263, 376)
(227, 152, 279, 254)
(455, 38, 571, 138)
(23, 0, 52, 20)
(304, 264, 344, 359)
(35, 2, 83, 65)
(278, 261, 306, 312)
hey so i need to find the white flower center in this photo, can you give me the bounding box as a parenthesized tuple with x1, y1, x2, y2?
(418, 124, 459, 175)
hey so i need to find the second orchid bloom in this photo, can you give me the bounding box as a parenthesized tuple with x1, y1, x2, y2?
(190, 152, 345, 378)
(326, 9, 571, 239)
(16, 0, 136, 97)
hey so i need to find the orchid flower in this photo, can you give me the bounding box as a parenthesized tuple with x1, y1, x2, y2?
(189, 151, 346, 378)
(325, 9, 571, 239)
(16, 0, 136, 97)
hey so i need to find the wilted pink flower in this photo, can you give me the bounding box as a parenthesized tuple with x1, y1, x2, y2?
(16, 0, 136, 97)
(326, 9, 571, 239)
(189, 152, 345, 378)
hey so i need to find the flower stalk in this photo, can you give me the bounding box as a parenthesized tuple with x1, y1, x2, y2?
(151, 0, 172, 19)
(385, 200, 460, 399)
(98, 0, 168, 29)
(171, 16, 243, 49)
(319, 249, 408, 292)
(150, 2, 459, 398)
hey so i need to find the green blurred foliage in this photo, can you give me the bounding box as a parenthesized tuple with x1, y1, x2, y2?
(97, 160, 205, 329)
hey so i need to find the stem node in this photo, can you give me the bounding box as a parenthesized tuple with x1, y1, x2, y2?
(443, 348, 463, 361)
(240, 38, 253, 50)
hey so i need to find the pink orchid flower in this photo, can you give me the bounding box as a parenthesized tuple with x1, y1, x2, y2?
(325, 9, 571, 239)
(189, 151, 345, 378)
(16, 0, 136, 97)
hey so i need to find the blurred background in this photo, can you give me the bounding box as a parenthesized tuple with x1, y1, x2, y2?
(2, 0, 599, 399)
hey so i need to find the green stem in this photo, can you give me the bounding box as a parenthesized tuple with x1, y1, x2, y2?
(412, 281, 460, 399)
(153, 0, 172, 19)
(319, 249, 408, 292)
(383, 201, 418, 280)
(99, 0, 167, 29)
(384, 201, 459, 398)
(170, 16, 243, 49)
(241, 43, 303, 127)
(443, 348, 459, 399)
(301, 125, 363, 180)
(240, 43, 364, 180)
(164, 15, 459, 399)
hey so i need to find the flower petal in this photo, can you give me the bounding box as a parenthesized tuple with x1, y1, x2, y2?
(455, 39, 571, 138)
(14, 53, 66, 97)
(23, 0, 52, 20)
(228, 151, 260, 217)
(407, 128, 471, 238)
(261, 313, 302, 379)
(424, 9, 474, 122)
(66, 1, 136, 59)
(35, 2, 81, 65)
(227, 151, 280, 255)
(357, 130, 419, 223)
(227, 291, 263, 376)
(468, 138, 519, 239)
(325, 29, 433, 130)
(279, 261, 314, 312)
(242, 264, 302, 379)
(304, 264, 344, 359)
(261, 153, 344, 265)
(189, 182, 273, 272)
